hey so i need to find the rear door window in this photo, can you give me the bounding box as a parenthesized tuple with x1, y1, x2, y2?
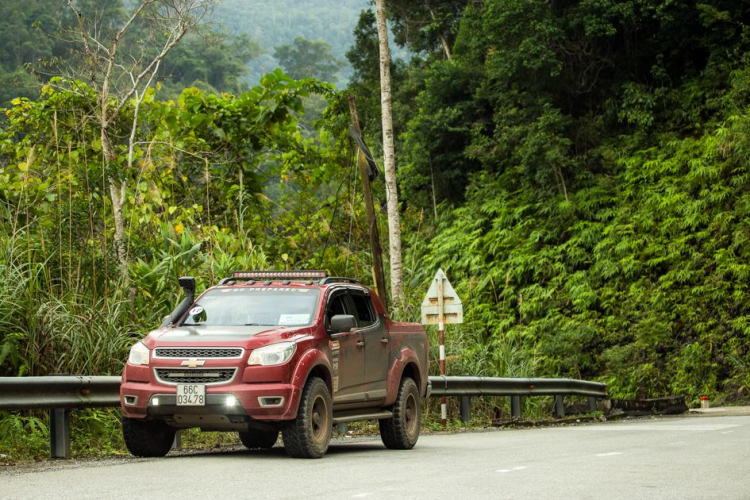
(350, 293, 375, 328)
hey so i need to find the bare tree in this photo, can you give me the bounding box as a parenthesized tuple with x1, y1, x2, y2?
(374, 0, 404, 309)
(65, 0, 213, 273)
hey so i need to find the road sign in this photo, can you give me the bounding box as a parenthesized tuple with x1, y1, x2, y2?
(422, 268, 462, 428)
(421, 269, 463, 327)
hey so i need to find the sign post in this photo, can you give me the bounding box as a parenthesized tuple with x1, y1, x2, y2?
(421, 269, 463, 428)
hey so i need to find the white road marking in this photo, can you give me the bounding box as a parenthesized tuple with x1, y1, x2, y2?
(352, 494, 372, 498)
(720, 431, 734, 434)
(496, 466, 527, 473)
(568, 424, 740, 432)
(595, 452, 622, 457)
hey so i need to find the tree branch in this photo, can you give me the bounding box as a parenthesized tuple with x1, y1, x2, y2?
(106, 23, 189, 126)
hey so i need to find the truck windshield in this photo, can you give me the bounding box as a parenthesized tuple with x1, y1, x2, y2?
(181, 288, 320, 327)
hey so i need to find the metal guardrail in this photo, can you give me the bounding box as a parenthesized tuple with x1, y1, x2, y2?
(0, 376, 120, 411)
(0, 376, 121, 459)
(0, 375, 607, 458)
(429, 376, 607, 398)
(428, 375, 608, 423)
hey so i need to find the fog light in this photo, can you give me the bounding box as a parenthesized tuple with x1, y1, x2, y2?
(225, 395, 237, 407)
(152, 397, 160, 406)
(258, 396, 284, 407)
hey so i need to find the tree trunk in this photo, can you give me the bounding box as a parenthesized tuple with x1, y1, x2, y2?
(349, 96, 388, 310)
(375, 0, 404, 310)
(101, 128, 128, 272)
(425, 1, 452, 60)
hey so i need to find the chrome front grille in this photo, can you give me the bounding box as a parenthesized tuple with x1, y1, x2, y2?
(155, 368, 236, 385)
(154, 348, 243, 358)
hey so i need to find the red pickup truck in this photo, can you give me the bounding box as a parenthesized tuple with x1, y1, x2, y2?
(120, 271, 430, 458)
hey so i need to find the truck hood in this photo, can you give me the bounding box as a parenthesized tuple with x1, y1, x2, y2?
(144, 325, 313, 346)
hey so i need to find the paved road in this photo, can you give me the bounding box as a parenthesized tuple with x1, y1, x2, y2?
(2, 415, 749, 500)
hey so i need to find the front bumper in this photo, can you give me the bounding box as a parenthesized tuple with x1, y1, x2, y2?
(120, 380, 300, 422)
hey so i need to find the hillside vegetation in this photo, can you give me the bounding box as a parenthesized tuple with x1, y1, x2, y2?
(347, 0, 750, 403)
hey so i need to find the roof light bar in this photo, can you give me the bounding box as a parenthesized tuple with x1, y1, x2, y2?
(232, 270, 329, 279)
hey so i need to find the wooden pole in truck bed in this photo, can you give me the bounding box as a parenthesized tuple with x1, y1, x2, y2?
(348, 96, 388, 310)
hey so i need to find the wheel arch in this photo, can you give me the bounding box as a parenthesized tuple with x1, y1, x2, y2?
(306, 363, 333, 394)
(401, 361, 421, 390)
(384, 348, 423, 406)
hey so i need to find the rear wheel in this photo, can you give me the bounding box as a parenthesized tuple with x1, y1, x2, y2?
(122, 415, 175, 457)
(239, 429, 279, 450)
(379, 377, 421, 450)
(282, 377, 332, 458)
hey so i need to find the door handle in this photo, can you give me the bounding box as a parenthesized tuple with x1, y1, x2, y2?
(381, 338, 389, 344)
(356, 341, 365, 347)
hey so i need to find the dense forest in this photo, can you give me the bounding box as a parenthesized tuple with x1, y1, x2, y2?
(0, 0, 366, 104)
(1, 0, 750, 444)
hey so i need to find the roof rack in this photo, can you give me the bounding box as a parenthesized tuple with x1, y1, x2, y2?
(319, 276, 360, 285)
(219, 270, 329, 285)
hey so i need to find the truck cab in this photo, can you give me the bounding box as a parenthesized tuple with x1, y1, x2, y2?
(120, 270, 430, 458)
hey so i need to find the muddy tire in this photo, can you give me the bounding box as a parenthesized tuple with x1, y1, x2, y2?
(282, 377, 332, 458)
(379, 377, 421, 450)
(239, 429, 279, 449)
(122, 415, 175, 457)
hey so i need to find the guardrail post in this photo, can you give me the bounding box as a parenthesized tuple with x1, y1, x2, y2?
(460, 396, 471, 423)
(511, 396, 521, 420)
(49, 409, 71, 459)
(587, 397, 597, 413)
(553, 396, 565, 419)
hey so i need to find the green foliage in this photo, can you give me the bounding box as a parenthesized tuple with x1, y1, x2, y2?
(0, 71, 348, 378)
(385, 0, 469, 58)
(0, 411, 49, 460)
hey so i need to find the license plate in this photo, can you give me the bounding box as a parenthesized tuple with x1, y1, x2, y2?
(176, 384, 205, 406)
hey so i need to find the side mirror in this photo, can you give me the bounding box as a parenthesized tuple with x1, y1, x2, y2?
(330, 314, 356, 334)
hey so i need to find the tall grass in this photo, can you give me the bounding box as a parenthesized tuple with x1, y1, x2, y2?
(0, 247, 139, 376)
(0, 217, 271, 378)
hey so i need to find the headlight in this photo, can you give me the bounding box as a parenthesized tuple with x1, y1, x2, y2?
(128, 342, 150, 366)
(248, 342, 296, 366)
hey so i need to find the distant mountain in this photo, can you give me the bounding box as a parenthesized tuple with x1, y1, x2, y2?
(213, 0, 370, 85)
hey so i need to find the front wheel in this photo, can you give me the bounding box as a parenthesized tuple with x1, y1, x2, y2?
(379, 377, 421, 449)
(239, 429, 279, 450)
(122, 415, 175, 457)
(282, 377, 332, 458)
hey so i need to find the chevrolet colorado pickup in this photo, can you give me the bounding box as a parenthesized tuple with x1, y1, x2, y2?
(120, 271, 430, 458)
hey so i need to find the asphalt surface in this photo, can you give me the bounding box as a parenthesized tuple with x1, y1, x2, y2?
(2, 414, 749, 500)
